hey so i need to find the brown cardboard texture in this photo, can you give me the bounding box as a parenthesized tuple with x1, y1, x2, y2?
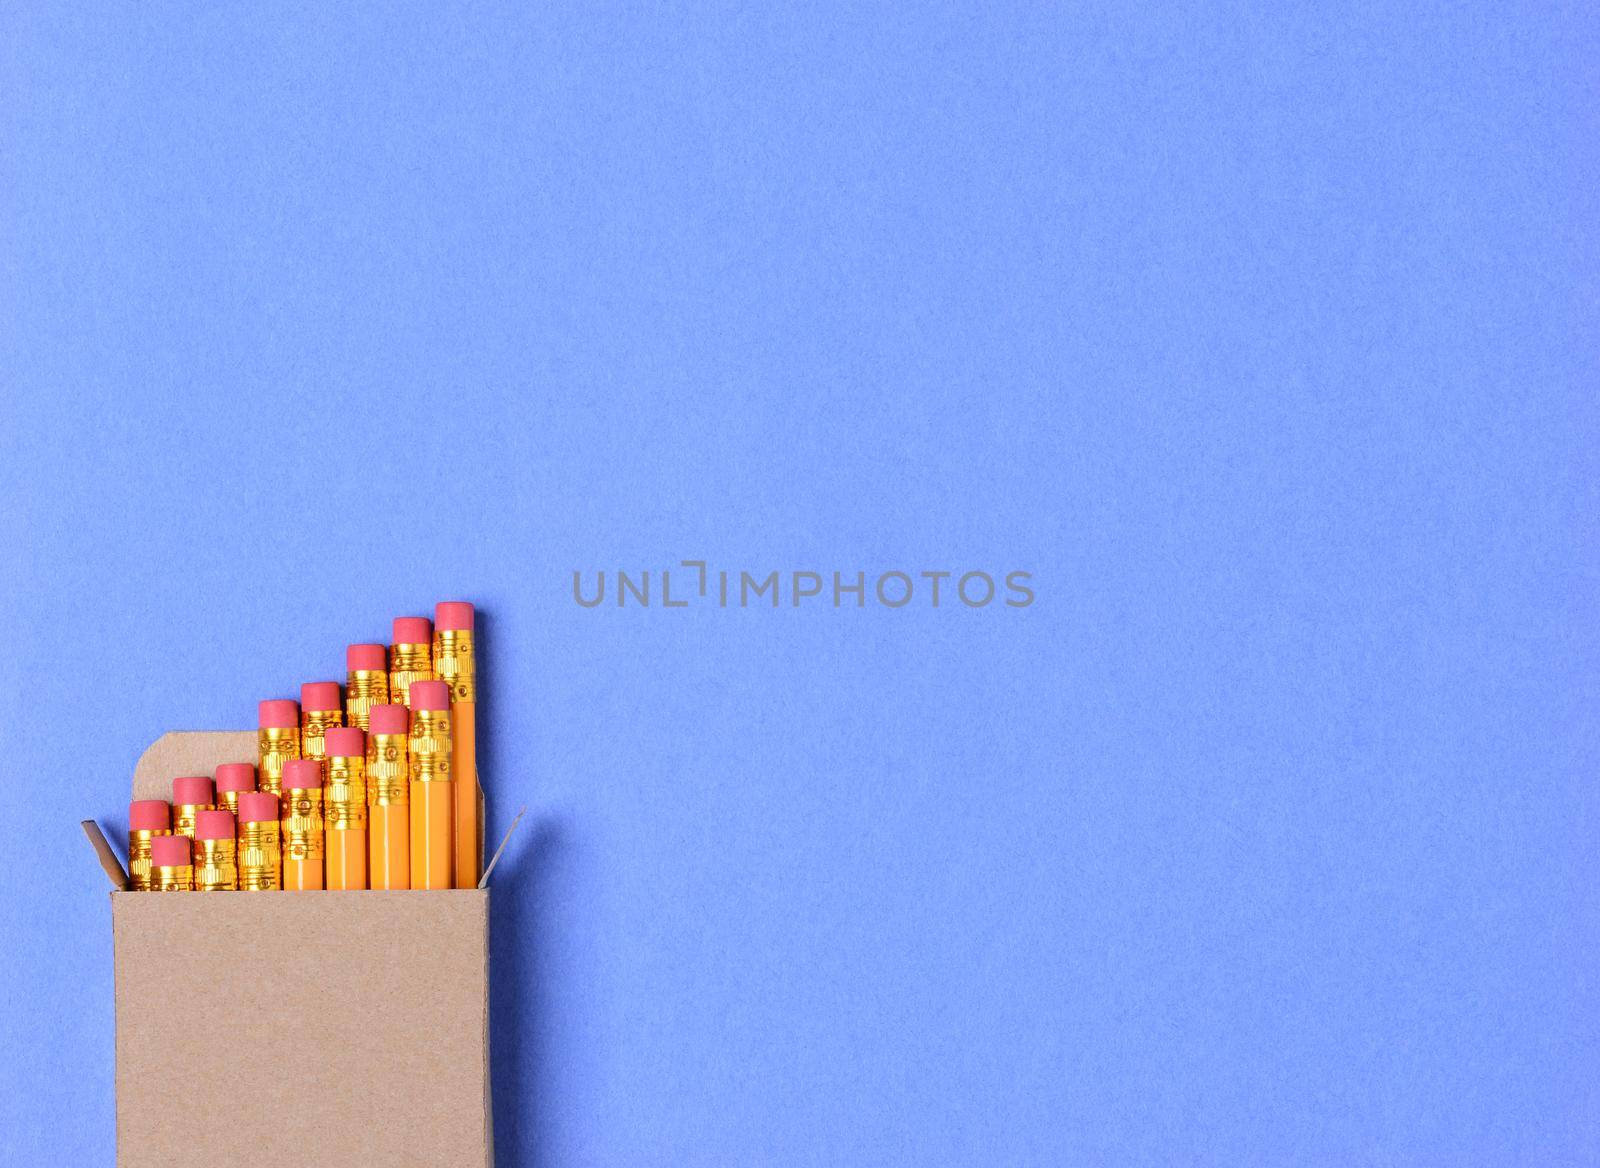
(110, 731, 493, 1168)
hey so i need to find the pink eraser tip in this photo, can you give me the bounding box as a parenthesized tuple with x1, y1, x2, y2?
(172, 776, 214, 805)
(300, 681, 341, 712)
(281, 758, 324, 789)
(347, 643, 387, 671)
(214, 763, 256, 792)
(392, 616, 432, 644)
(325, 727, 365, 757)
(151, 835, 191, 867)
(129, 800, 170, 831)
(409, 680, 451, 711)
(237, 792, 279, 823)
(369, 704, 409, 735)
(258, 699, 299, 729)
(194, 809, 235, 841)
(434, 601, 475, 632)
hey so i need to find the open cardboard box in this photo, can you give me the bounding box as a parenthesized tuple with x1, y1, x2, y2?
(85, 730, 510, 1168)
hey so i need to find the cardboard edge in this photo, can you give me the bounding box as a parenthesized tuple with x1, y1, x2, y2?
(477, 784, 487, 875)
(132, 729, 195, 795)
(478, 806, 526, 889)
(482, 890, 495, 1167)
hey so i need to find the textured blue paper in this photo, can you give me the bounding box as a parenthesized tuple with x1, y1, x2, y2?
(1, 4, 1595, 1165)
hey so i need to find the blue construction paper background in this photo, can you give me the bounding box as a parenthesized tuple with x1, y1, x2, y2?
(2, 4, 1595, 1165)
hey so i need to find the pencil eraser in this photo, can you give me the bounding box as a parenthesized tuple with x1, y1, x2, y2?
(369, 704, 409, 735)
(129, 800, 170, 831)
(347, 643, 387, 671)
(172, 776, 214, 806)
(151, 835, 191, 867)
(325, 727, 365, 758)
(300, 681, 341, 712)
(435, 601, 475, 632)
(215, 763, 256, 793)
(281, 758, 324, 790)
(393, 616, 432, 644)
(237, 792, 278, 824)
(259, 699, 300, 729)
(194, 809, 235, 841)
(409, 680, 450, 711)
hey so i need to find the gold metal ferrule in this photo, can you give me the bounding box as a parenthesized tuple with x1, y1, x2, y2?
(173, 802, 212, 841)
(194, 837, 238, 891)
(280, 785, 326, 863)
(153, 863, 194, 892)
(346, 669, 390, 731)
(389, 642, 434, 709)
(238, 819, 283, 890)
(217, 790, 243, 818)
(433, 628, 476, 703)
(324, 753, 369, 831)
(408, 708, 453, 782)
(258, 727, 300, 797)
(129, 828, 168, 892)
(301, 708, 343, 760)
(367, 732, 410, 807)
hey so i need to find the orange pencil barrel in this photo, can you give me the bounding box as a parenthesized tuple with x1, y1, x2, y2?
(280, 758, 326, 891)
(412, 783, 453, 889)
(324, 728, 368, 891)
(327, 829, 365, 891)
(128, 800, 171, 891)
(346, 643, 391, 731)
(366, 704, 411, 890)
(258, 699, 301, 797)
(451, 704, 478, 884)
(389, 616, 434, 709)
(435, 601, 480, 888)
(408, 680, 454, 889)
(370, 803, 410, 890)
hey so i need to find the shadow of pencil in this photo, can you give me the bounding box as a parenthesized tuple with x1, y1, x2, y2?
(490, 814, 563, 1168)
(479, 605, 564, 1168)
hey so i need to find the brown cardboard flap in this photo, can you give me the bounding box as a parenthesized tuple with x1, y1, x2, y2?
(83, 820, 130, 889)
(114, 890, 491, 1168)
(133, 730, 258, 800)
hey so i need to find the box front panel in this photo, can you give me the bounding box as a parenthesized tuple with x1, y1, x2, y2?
(114, 889, 490, 1168)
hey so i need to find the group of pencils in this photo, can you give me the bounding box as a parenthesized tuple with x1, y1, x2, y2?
(127, 602, 480, 892)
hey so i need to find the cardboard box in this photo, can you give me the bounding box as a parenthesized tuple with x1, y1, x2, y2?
(88, 731, 497, 1168)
